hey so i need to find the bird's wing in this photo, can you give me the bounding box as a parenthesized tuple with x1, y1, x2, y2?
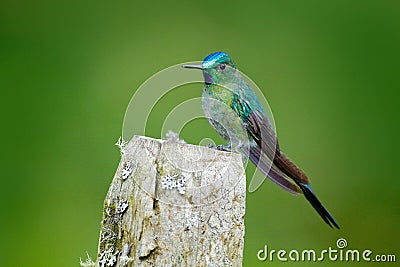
(247, 144, 301, 194)
(249, 109, 310, 184)
(235, 97, 301, 194)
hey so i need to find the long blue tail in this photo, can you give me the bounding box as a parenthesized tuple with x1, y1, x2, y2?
(298, 183, 340, 229)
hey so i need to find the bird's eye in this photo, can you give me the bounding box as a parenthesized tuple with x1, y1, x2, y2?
(219, 64, 226, 70)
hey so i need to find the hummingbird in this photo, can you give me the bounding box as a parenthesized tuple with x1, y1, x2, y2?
(183, 52, 339, 228)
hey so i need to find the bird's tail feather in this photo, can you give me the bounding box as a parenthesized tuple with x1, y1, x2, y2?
(297, 183, 340, 229)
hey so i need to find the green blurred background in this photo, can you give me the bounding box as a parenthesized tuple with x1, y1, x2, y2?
(1, 0, 399, 266)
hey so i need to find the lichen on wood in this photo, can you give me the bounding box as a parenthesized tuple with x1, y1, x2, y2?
(87, 135, 246, 267)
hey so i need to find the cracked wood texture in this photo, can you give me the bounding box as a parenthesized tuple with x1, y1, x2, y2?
(97, 136, 246, 267)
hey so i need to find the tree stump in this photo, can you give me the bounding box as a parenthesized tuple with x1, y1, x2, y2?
(89, 135, 246, 267)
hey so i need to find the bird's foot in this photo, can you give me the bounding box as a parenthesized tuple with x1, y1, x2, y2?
(208, 143, 232, 152)
(232, 141, 244, 151)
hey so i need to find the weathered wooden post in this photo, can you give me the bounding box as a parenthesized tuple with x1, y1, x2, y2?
(82, 135, 246, 267)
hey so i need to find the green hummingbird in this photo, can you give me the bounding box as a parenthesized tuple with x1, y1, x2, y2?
(184, 52, 339, 228)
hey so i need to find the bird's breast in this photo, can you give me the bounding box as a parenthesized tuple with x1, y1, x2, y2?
(201, 85, 248, 145)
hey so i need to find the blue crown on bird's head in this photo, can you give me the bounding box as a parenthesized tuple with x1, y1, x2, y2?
(202, 52, 236, 69)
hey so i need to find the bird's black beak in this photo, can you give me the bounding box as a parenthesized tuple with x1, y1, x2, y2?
(182, 64, 213, 85)
(182, 64, 203, 70)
